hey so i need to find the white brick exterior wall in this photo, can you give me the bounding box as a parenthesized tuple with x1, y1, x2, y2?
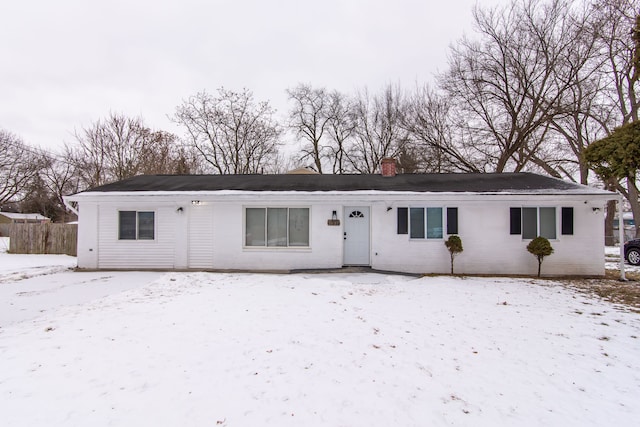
(69, 192, 610, 276)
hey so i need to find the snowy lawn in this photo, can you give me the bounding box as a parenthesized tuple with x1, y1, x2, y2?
(1, 253, 639, 427)
(0, 237, 76, 283)
(0, 237, 163, 325)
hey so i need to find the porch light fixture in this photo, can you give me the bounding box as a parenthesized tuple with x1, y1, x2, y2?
(176, 207, 184, 213)
(592, 207, 601, 213)
(332, 210, 337, 220)
(191, 200, 201, 205)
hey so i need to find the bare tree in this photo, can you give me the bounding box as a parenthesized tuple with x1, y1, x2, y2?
(0, 129, 43, 205)
(102, 114, 152, 181)
(39, 156, 81, 221)
(403, 85, 482, 172)
(137, 131, 201, 175)
(440, 0, 593, 173)
(590, 0, 640, 238)
(174, 88, 281, 174)
(347, 85, 410, 173)
(518, 0, 610, 184)
(548, 74, 614, 184)
(67, 131, 109, 189)
(17, 173, 64, 222)
(326, 90, 357, 174)
(287, 84, 332, 173)
(263, 152, 300, 174)
(594, 0, 640, 125)
(70, 113, 187, 188)
(70, 113, 147, 187)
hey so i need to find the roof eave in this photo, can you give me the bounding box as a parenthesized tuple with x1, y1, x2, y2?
(65, 189, 617, 201)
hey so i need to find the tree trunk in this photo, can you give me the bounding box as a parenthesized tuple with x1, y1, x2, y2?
(605, 199, 617, 246)
(314, 149, 323, 174)
(627, 176, 640, 238)
(604, 177, 618, 246)
(537, 258, 542, 277)
(579, 160, 589, 186)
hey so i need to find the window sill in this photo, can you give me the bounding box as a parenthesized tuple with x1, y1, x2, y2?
(243, 246, 312, 252)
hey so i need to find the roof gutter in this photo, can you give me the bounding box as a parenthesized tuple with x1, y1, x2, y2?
(66, 189, 617, 199)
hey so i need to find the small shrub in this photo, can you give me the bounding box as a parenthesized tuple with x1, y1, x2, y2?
(527, 236, 554, 277)
(445, 235, 463, 274)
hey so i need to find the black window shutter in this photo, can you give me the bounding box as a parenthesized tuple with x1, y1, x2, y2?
(447, 207, 458, 234)
(510, 207, 522, 235)
(397, 207, 408, 234)
(561, 207, 574, 235)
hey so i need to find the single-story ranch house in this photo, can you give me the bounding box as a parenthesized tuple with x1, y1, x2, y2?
(65, 162, 616, 276)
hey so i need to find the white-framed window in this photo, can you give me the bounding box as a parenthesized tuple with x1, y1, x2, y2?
(397, 207, 447, 239)
(118, 211, 155, 240)
(510, 207, 558, 240)
(245, 207, 310, 247)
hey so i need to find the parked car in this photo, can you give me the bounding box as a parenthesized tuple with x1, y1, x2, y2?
(624, 239, 640, 265)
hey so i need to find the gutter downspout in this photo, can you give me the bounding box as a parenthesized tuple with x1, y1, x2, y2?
(619, 194, 626, 281)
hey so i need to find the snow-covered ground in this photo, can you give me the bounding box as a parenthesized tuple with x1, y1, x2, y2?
(0, 242, 639, 426)
(0, 237, 162, 325)
(0, 236, 76, 281)
(605, 244, 640, 274)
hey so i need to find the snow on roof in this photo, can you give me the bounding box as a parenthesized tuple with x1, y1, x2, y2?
(75, 172, 614, 196)
(0, 212, 50, 220)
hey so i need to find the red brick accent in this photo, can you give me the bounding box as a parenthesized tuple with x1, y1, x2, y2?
(381, 158, 396, 177)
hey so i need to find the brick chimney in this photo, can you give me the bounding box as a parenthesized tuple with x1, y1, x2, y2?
(381, 158, 396, 177)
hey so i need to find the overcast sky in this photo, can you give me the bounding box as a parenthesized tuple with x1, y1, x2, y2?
(1, 0, 509, 152)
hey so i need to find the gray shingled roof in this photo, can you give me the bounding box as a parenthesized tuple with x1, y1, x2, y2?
(80, 173, 611, 195)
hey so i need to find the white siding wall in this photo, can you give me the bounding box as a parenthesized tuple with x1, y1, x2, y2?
(96, 203, 177, 269)
(188, 205, 214, 269)
(174, 206, 188, 269)
(77, 203, 99, 269)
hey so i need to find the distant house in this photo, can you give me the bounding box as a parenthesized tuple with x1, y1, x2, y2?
(0, 212, 50, 224)
(65, 161, 616, 276)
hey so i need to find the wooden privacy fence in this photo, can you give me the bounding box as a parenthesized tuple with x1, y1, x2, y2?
(8, 223, 77, 256)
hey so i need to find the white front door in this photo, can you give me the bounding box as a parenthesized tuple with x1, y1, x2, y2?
(343, 206, 370, 266)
